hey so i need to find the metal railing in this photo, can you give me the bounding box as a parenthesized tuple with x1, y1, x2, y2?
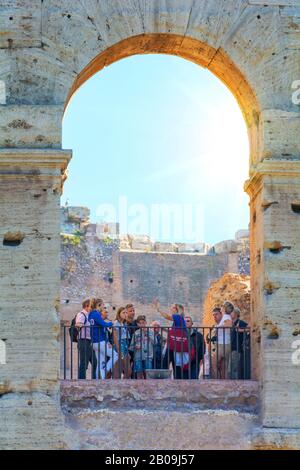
(60, 324, 251, 380)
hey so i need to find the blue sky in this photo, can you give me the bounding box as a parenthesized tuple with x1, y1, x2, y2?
(62, 54, 249, 245)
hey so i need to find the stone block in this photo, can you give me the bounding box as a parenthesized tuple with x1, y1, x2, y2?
(0, 1, 42, 49)
(154, 242, 178, 252)
(129, 235, 154, 251)
(235, 229, 250, 240)
(213, 240, 238, 254)
(61, 380, 259, 413)
(66, 207, 90, 224)
(119, 234, 131, 250)
(0, 392, 67, 450)
(0, 105, 63, 148)
(85, 223, 97, 236)
(177, 242, 209, 253)
(96, 222, 119, 239)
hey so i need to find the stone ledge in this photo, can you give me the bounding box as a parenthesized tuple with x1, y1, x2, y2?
(251, 427, 300, 450)
(64, 408, 258, 450)
(0, 148, 72, 171)
(245, 159, 300, 197)
(61, 379, 259, 413)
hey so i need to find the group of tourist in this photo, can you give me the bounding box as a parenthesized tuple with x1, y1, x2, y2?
(72, 298, 250, 380)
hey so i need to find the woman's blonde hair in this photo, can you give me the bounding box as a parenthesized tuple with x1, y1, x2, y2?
(175, 304, 184, 316)
(116, 306, 126, 323)
(90, 297, 103, 310)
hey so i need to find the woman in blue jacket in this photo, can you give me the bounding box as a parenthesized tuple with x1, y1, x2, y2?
(89, 298, 118, 379)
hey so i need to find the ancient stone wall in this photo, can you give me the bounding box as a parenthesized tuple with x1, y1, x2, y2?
(1, 0, 300, 450)
(60, 207, 249, 324)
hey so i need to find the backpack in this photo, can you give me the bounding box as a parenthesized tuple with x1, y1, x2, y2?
(167, 316, 191, 353)
(69, 312, 87, 343)
(167, 317, 196, 370)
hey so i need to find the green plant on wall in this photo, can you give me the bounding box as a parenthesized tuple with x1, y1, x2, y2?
(61, 231, 84, 247)
(103, 236, 113, 246)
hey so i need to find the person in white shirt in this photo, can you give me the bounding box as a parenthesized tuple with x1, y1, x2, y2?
(211, 302, 233, 379)
(75, 298, 97, 379)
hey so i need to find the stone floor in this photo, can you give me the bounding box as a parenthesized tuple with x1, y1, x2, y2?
(61, 379, 259, 412)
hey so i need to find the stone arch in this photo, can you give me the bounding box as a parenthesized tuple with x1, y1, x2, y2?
(65, 33, 260, 166)
(0, 0, 300, 449)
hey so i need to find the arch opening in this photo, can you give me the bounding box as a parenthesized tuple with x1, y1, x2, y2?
(60, 41, 253, 382)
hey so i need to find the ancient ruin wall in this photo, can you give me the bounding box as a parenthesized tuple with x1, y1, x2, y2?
(1, 0, 300, 450)
(60, 207, 248, 324)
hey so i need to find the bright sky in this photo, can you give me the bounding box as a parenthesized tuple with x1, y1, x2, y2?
(62, 54, 250, 245)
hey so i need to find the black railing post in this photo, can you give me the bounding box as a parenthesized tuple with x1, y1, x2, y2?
(167, 327, 170, 376)
(111, 326, 113, 379)
(77, 328, 79, 379)
(90, 325, 93, 380)
(63, 326, 66, 380)
(104, 330, 107, 379)
(147, 327, 150, 375)
(153, 328, 156, 370)
(97, 331, 100, 379)
(70, 326, 73, 380)
(118, 327, 121, 379)
(209, 327, 212, 380)
(243, 329, 246, 380)
(223, 327, 225, 380)
(202, 327, 205, 379)
(188, 326, 191, 380)
(229, 326, 235, 380)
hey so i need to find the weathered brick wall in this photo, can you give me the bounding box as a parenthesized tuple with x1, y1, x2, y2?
(115, 250, 231, 323)
(60, 235, 119, 320)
